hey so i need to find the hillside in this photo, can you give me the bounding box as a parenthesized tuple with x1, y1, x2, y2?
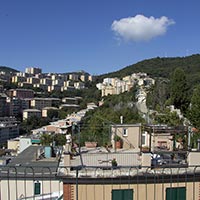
(99, 54, 200, 88)
(0, 66, 18, 74)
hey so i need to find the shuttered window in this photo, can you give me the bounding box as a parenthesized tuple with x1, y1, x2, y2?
(166, 187, 186, 200)
(34, 182, 41, 195)
(112, 189, 133, 200)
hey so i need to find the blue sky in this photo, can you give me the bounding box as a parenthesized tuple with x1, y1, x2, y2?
(0, 0, 200, 75)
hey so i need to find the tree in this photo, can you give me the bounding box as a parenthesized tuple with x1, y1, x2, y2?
(170, 68, 190, 114)
(47, 109, 59, 120)
(188, 85, 200, 129)
(146, 78, 170, 111)
(40, 134, 53, 146)
(53, 134, 66, 146)
(154, 109, 183, 126)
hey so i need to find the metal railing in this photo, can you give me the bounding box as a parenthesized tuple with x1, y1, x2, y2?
(1, 165, 200, 200)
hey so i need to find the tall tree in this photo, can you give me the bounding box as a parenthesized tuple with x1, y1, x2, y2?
(146, 78, 170, 111)
(188, 85, 200, 129)
(170, 68, 190, 114)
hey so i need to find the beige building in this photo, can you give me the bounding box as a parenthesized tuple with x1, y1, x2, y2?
(25, 67, 42, 75)
(40, 78, 52, 85)
(62, 177, 196, 200)
(11, 76, 26, 83)
(27, 77, 40, 84)
(102, 84, 115, 96)
(111, 124, 141, 151)
(58, 149, 200, 200)
(69, 73, 79, 81)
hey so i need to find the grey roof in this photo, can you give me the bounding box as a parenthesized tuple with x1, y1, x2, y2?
(2, 146, 59, 178)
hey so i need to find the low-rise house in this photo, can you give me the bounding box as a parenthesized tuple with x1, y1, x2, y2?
(111, 123, 142, 151)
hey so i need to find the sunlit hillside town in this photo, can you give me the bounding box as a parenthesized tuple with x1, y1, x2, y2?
(0, 67, 200, 200)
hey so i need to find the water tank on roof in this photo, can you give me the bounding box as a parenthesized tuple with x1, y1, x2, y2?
(44, 146, 52, 158)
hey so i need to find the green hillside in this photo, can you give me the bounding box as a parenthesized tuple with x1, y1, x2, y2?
(0, 66, 18, 74)
(99, 54, 200, 88)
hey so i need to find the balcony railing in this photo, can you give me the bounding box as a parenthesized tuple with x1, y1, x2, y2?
(1, 165, 200, 200)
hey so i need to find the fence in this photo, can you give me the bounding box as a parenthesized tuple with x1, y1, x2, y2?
(1, 165, 200, 200)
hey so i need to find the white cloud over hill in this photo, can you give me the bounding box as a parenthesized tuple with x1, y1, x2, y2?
(111, 14, 175, 42)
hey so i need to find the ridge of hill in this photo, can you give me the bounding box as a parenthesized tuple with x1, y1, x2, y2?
(0, 66, 18, 74)
(99, 54, 200, 87)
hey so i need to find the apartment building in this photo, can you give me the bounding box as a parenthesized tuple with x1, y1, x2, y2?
(8, 88, 34, 99)
(27, 77, 40, 84)
(0, 93, 8, 117)
(18, 82, 33, 88)
(97, 73, 155, 97)
(23, 109, 42, 120)
(69, 73, 79, 81)
(25, 67, 42, 75)
(11, 76, 27, 83)
(33, 83, 48, 91)
(40, 77, 52, 85)
(30, 98, 52, 110)
(48, 85, 61, 92)
(0, 117, 19, 144)
(74, 82, 85, 89)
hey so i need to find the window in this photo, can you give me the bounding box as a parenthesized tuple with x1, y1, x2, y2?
(112, 189, 133, 200)
(123, 128, 128, 137)
(34, 181, 41, 195)
(166, 187, 186, 200)
(142, 134, 146, 145)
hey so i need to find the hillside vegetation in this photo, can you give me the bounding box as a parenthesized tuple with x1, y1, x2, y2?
(99, 54, 200, 89)
(0, 66, 18, 74)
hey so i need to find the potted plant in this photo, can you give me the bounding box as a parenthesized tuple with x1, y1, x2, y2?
(114, 135, 122, 149)
(111, 158, 118, 168)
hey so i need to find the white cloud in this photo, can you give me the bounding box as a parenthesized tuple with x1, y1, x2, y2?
(111, 14, 175, 42)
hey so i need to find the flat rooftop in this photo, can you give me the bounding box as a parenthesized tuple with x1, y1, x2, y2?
(1, 146, 60, 178)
